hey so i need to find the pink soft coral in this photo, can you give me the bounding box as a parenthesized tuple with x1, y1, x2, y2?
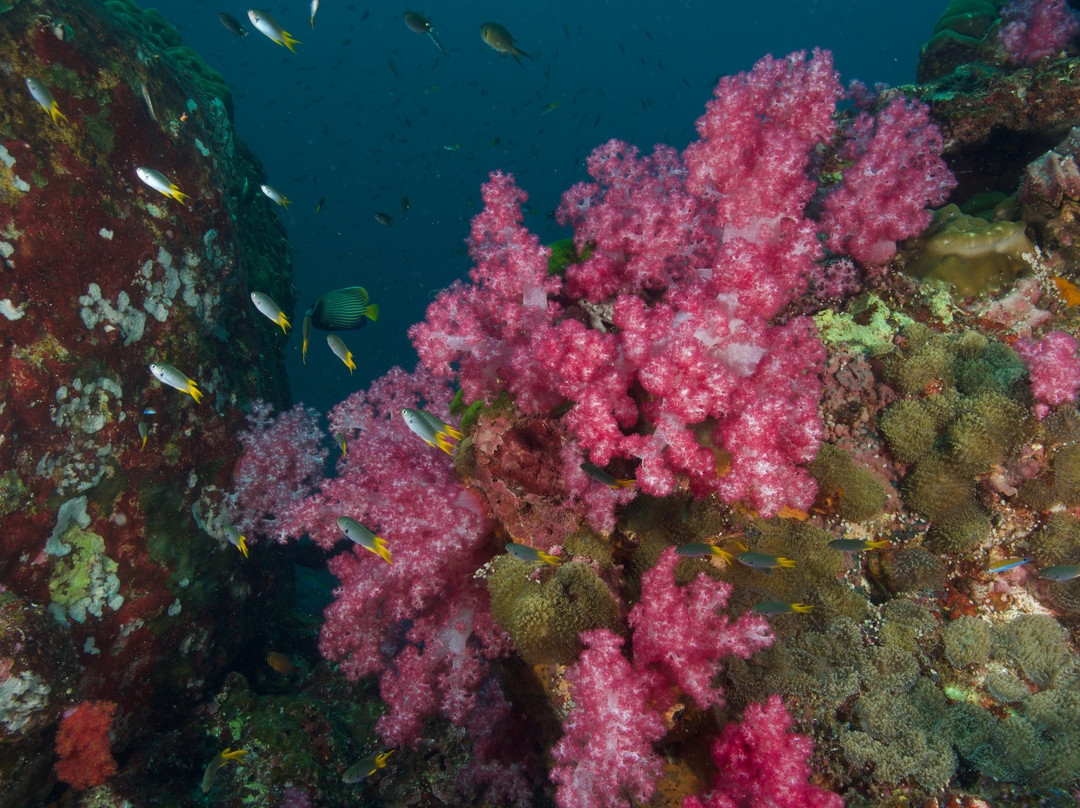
(1015, 330, 1080, 413)
(684, 695, 844, 808)
(629, 548, 773, 709)
(411, 49, 952, 520)
(550, 629, 667, 808)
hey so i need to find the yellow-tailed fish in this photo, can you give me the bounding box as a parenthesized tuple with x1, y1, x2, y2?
(149, 362, 203, 403)
(136, 167, 190, 204)
(505, 542, 560, 566)
(736, 551, 796, 570)
(247, 8, 301, 52)
(140, 83, 157, 122)
(343, 750, 395, 784)
(540, 102, 559, 115)
(138, 421, 150, 450)
(335, 432, 347, 456)
(225, 526, 248, 558)
(315, 196, 325, 214)
(201, 748, 249, 794)
(251, 291, 290, 333)
(310, 0, 319, 28)
(26, 78, 68, 125)
(443, 143, 461, 151)
(479, 22, 533, 67)
(337, 516, 392, 564)
(986, 557, 1030, 574)
(374, 211, 393, 226)
(260, 183, 290, 207)
(327, 334, 356, 373)
(751, 601, 813, 616)
(401, 407, 462, 454)
(303, 287, 379, 363)
(580, 462, 635, 489)
(674, 543, 735, 561)
(827, 538, 889, 553)
(404, 12, 448, 56)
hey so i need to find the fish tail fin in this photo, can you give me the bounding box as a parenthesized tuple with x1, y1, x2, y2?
(791, 603, 813, 613)
(302, 315, 311, 364)
(512, 53, 524, 67)
(364, 303, 379, 321)
(310, 16, 315, 28)
(435, 435, 457, 455)
(777, 557, 797, 568)
(613, 478, 636, 489)
(868, 539, 890, 549)
(281, 31, 302, 52)
(169, 185, 190, 204)
(238, 535, 249, 558)
(187, 382, 204, 404)
(538, 551, 561, 566)
(442, 424, 464, 440)
(374, 538, 393, 565)
(710, 547, 737, 565)
(344, 353, 356, 374)
(278, 314, 291, 333)
(50, 103, 68, 125)
(517, 48, 534, 61)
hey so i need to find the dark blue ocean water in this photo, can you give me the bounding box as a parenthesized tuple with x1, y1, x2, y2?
(151, 0, 947, 414)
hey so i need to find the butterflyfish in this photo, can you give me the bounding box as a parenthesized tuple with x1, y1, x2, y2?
(505, 542, 561, 566)
(480, 22, 533, 66)
(401, 408, 463, 454)
(26, 78, 67, 125)
(136, 167, 190, 204)
(327, 334, 356, 373)
(302, 287, 379, 363)
(337, 516, 392, 564)
(343, 750, 395, 784)
(149, 362, 203, 403)
(260, 183, 290, 207)
(247, 8, 301, 52)
(250, 291, 290, 333)
(201, 748, 249, 794)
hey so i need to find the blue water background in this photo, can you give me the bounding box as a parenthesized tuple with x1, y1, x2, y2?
(150, 0, 948, 414)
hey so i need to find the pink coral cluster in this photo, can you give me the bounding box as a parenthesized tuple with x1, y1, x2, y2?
(552, 549, 776, 808)
(411, 49, 953, 520)
(1015, 330, 1080, 415)
(1000, 0, 1080, 64)
(684, 695, 844, 808)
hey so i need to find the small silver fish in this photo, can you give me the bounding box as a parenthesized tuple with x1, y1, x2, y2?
(140, 83, 157, 122)
(327, 335, 355, 373)
(260, 183, 290, 207)
(26, 77, 67, 125)
(401, 408, 462, 454)
(137, 167, 190, 204)
(247, 8, 301, 51)
(337, 516, 392, 564)
(310, 0, 319, 28)
(149, 362, 203, 403)
(251, 291, 290, 333)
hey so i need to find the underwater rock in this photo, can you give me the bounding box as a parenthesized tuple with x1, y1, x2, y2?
(0, 0, 294, 801)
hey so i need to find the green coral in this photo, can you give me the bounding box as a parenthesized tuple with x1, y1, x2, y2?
(487, 556, 620, 665)
(48, 522, 124, 624)
(813, 294, 913, 355)
(942, 615, 991, 668)
(807, 444, 887, 522)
